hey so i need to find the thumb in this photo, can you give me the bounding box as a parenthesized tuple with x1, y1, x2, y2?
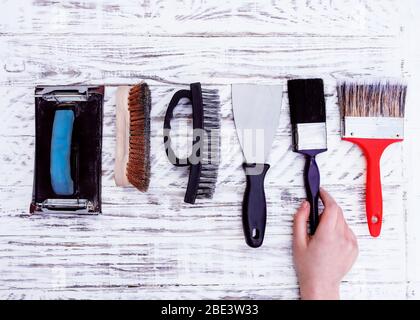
(293, 200, 310, 250)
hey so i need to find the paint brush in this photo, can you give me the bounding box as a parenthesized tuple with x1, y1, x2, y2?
(337, 79, 407, 237)
(288, 78, 327, 235)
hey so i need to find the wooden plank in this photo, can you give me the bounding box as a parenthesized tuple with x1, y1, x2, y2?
(0, 283, 408, 300)
(0, 34, 403, 87)
(0, 126, 405, 188)
(0, 184, 406, 242)
(0, 184, 406, 299)
(402, 1, 420, 298)
(407, 282, 420, 299)
(0, 282, 407, 300)
(0, 0, 405, 37)
(0, 84, 405, 188)
(0, 84, 351, 139)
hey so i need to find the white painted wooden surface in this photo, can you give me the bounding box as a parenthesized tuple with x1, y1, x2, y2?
(0, 0, 419, 300)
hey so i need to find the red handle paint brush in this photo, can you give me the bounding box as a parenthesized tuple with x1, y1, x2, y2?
(337, 80, 407, 237)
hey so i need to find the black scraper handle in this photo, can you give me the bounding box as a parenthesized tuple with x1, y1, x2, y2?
(304, 154, 321, 235)
(242, 163, 270, 248)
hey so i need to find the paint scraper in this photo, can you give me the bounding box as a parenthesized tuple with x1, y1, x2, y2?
(232, 84, 282, 248)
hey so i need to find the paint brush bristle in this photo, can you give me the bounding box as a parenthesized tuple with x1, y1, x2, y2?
(288, 78, 326, 124)
(338, 80, 407, 118)
(287, 78, 327, 152)
(127, 82, 151, 191)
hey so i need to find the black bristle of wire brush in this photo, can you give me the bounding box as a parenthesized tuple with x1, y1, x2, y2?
(196, 88, 221, 199)
(288, 78, 326, 124)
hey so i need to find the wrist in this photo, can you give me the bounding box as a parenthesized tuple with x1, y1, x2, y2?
(299, 281, 340, 300)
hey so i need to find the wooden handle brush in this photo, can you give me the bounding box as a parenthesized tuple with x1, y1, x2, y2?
(337, 80, 407, 237)
(114, 82, 151, 191)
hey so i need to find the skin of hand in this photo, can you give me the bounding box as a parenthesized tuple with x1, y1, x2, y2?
(293, 188, 359, 300)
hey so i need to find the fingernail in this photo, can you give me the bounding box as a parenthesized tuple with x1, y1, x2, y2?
(301, 201, 308, 209)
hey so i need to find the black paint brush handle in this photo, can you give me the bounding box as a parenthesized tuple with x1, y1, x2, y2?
(242, 163, 270, 248)
(303, 154, 321, 235)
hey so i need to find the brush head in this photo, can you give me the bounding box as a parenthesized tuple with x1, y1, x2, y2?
(338, 80, 406, 118)
(288, 78, 326, 124)
(196, 87, 220, 199)
(126, 82, 151, 191)
(287, 78, 327, 152)
(338, 80, 407, 139)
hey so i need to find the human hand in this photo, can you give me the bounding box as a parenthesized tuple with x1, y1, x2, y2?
(293, 188, 359, 300)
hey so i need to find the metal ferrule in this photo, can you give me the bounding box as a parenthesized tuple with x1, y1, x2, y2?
(342, 116, 404, 139)
(35, 199, 96, 214)
(293, 122, 327, 151)
(35, 86, 92, 102)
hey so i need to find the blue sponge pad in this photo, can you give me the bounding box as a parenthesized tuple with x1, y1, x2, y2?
(50, 110, 74, 195)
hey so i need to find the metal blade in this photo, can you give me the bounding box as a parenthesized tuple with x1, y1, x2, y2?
(232, 84, 283, 163)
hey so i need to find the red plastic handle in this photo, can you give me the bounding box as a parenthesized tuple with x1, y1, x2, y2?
(343, 138, 402, 237)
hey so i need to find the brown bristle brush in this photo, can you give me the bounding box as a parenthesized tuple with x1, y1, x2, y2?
(114, 82, 151, 191)
(337, 79, 406, 237)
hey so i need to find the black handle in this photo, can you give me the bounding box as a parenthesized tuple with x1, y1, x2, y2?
(163, 89, 192, 167)
(304, 155, 320, 235)
(163, 83, 205, 205)
(242, 163, 270, 248)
